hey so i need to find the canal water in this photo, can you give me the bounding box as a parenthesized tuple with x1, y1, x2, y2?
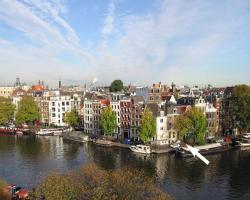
(0, 135, 250, 200)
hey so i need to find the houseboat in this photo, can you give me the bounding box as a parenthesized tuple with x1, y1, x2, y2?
(0, 127, 15, 134)
(175, 143, 229, 158)
(129, 145, 151, 154)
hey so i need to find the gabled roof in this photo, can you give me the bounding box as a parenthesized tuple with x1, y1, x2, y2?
(146, 103, 159, 117)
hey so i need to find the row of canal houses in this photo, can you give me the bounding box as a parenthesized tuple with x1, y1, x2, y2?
(82, 82, 222, 145)
(2, 78, 232, 145)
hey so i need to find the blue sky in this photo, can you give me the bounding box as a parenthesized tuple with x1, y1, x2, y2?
(0, 0, 250, 87)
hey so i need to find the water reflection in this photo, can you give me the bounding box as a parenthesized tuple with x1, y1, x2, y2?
(63, 141, 80, 160)
(16, 136, 44, 158)
(0, 135, 15, 151)
(0, 135, 250, 200)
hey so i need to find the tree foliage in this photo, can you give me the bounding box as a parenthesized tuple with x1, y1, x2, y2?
(174, 107, 207, 144)
(15, 96, 40, 126)
(100, 105, 117, 136)
(0, 178, 11, 200)
(64, 109, 80, 127)
(230, 85, 250, 133)
(33, 163, 171, 200)
(139, 108, 156, 143)
(34, 173, 77, 200)
(110, 80, 124, 92)
(0, 97, 15, 125)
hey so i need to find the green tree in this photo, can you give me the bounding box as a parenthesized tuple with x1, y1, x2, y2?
(15, 96, 40, 126)
(0, 97, 15, 125)
(139, 108, 156, 143)
(174, 107, 207, 144)
(64, 109, 80, 128)
(230, 85, 250, 133)
(110, 80, 124, 92)
(100, 105, 117, 137)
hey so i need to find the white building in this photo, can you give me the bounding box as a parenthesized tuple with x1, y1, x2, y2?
(194, 96, 206, 114)
(0, 86, 15, 98)
(154, 111, 168, 145)
(111, 100, 121, 138)
(84, 99, 93, 134)
(154, 110, 178, 146)
(48, 91, 81, 127)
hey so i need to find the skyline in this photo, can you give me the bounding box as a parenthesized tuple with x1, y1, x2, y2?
(0, 0, 250, 87)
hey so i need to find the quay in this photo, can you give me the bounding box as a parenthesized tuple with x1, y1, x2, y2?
(61, 131, 175, 154)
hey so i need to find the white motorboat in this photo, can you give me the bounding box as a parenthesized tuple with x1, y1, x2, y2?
(170, 143, 180, 149)
(129, 145, 151, 154)
(36, 129, 54, 136)
(242, 133, 250, 139)
(239, 139, 250, 148)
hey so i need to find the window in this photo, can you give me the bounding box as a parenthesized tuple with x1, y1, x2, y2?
(160, 118, 163, 123)
(160, 127, 164, 130)
(52, 108, 55, 112)
(52, 113, 55, 117)
(66, 101, 69, 106)
(52, 102, 55, 106)
(62, 102, 65, 106)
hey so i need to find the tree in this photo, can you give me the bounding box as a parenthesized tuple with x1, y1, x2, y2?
(64, 109, 80, 128)
(0, 97, 15, 125)
(230, 85, 250, 133)
(139, 108, 156, 143)
(15, 96, 40, 126)
(110, 80, 124, 92)
(34, 173, 77, 200)
(33, 163, 171, 200)
(174, 107, 207, 145)
(0, 178, 11, 200)
(100, 105, 117, 136)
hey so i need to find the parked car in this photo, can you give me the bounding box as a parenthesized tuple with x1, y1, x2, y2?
(123, 138, 132, 145)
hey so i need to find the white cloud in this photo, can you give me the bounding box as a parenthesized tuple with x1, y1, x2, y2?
(101, 0, 116, 36)
(0, 0, 250, 87)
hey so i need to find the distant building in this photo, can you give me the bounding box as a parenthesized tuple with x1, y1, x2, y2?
(147, 82, 169, 103)
(0, 86, 15, 98)
(135, 86, 149, 101)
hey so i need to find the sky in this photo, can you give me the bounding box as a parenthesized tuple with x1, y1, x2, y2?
(0, 0, 250, 87)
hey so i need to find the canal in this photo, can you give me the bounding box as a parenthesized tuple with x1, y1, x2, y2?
(0, 135, 250, 200)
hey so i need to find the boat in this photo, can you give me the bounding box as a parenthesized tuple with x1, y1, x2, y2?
(175, 143, 229, 158)
(239, 139, 250, 149)
(129, 145, 151, 154)
(52, 128, 65, 136)
(170, 143, 180, 149)
(242, 133, 250, 139)
(0, 127, 15, 134)
(36, 129, 54, 136)
(4, 184, 29, 199)
(16, 131, 23, 136)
